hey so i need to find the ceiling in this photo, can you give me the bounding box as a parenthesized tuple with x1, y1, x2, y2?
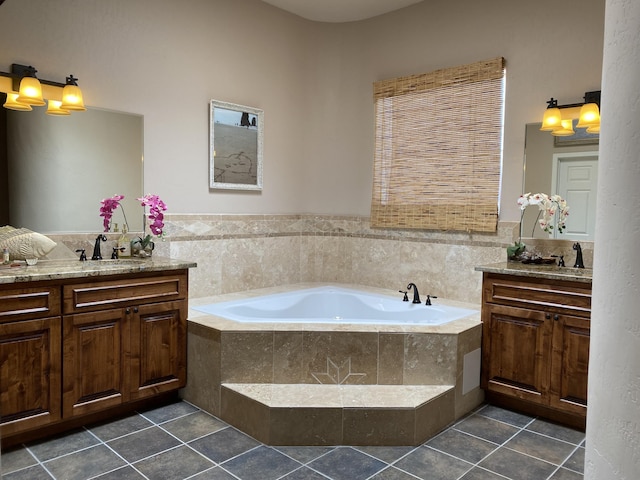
(260, 0, 424, 23)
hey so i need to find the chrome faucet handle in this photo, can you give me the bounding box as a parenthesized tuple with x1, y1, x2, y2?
(399, 290, 409, 301)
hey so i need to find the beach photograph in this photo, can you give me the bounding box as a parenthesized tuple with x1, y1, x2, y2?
(212, 107, 259, 186)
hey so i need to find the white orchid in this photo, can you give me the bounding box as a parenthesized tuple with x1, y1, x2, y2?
(518, 192, 570, 234)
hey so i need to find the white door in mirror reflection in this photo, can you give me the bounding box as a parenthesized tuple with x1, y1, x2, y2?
(552, 152, 598, 241)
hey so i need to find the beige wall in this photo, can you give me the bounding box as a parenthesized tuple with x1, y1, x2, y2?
(0, 0, 605, 222)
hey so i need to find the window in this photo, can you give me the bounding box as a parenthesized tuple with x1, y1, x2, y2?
(371, 57, 505, 232)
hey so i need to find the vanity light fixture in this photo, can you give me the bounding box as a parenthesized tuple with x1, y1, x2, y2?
(0, 63, 86, 114)
(2, 92, 32, 111)
(540, 90, 601, 137)
(46, 99, 71, 116)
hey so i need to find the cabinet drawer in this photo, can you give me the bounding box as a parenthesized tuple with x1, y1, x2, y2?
(483, 274, 591, 317)
(0, 284, 61, 322)
(63, 271, 188, 314)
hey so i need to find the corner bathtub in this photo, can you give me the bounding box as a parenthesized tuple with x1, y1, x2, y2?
(191, 285, 477, 326)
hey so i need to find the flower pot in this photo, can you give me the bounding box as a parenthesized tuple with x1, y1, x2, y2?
(131, 238, 154, 258)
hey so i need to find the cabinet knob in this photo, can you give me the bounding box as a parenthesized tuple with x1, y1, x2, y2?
(545, 313, 551, 320)
(554, 314, 559, 321)
(126, 307, 131, 314)
(134, 307, 139, 313)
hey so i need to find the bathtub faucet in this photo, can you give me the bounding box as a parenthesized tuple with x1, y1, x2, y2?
(407, 283, 421, 304)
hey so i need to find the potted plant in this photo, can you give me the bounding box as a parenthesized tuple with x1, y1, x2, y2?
(131, 194, 167, 257)
(509, 192, 569, 261)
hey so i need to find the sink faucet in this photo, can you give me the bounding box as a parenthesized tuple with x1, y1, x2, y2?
(573, 242, 585, 268)
(407, 283, 421, 304)
(91, 234, 107, 260)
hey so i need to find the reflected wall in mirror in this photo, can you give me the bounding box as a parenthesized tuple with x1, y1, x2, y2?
(209, 99, 263, 190)
(523, 123, 598, 241)
(0, 94, 143, 234)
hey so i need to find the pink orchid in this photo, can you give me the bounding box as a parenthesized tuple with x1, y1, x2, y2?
(138, 194, 167, 236)
(100, 194, 125, 232)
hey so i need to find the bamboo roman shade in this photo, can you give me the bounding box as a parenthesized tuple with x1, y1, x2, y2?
(371, 57, 505, 232)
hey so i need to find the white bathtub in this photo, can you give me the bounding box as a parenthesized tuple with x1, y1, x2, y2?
(192, 285, 478, 326)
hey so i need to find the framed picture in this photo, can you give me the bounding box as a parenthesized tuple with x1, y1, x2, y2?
(209, 100, 263, 190)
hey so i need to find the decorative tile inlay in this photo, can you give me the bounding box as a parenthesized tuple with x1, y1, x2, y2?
(311, 357, 367, 385)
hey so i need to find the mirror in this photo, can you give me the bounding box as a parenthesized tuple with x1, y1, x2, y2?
(0, 94, 144, 234)
(523, 123, 599, 241)
(209, 99, 263, 190)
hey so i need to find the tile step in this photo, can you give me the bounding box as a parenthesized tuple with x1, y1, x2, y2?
(220, 383, 457, 446)
(222, 383, 454, 408)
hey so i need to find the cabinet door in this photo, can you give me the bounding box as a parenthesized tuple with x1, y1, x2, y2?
(0, 317, 61, 437)
(482, 304, 552, 405)
(550, 314, 590, 415)
(129, 300, 187, 400)
(63, 309, 129, 418)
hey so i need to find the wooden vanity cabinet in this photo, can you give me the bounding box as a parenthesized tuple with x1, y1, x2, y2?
(62, 272, 188, 418)
(480, 272, 591, 428)
(0, 283, 62, 437)
(1, 269, 188, 443)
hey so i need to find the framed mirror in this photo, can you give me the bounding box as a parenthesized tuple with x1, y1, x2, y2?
(0, 96, 144, 234)
(209, 99, 263, 190)
(523, 123, 599, 241)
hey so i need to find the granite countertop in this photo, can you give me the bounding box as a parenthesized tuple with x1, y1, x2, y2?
(0, 257, 197, 284)
(475, 262, 593, 283)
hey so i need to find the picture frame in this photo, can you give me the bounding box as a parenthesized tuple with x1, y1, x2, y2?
(209, 99, 263, 190)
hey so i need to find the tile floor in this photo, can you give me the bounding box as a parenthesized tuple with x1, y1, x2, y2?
(1, 401, 585, 480)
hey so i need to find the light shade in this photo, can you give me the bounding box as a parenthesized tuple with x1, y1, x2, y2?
(586, 124, 600, 134)
(576, 103, 600, 129)
(16, 76, 45, 106)
(540, 107, 562, 131)
(551, 119, 575, 136)
(3, 92, 32, 111)
(46, 99, 70, 116)
(61, 84, 86, 111)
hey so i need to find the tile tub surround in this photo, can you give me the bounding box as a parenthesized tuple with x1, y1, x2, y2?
(183, 283, 483, 446)
(40, 214, 512, 303)
(41, 215, 593, 304)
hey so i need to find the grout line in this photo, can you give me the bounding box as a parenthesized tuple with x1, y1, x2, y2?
(82, 426, 150, 480)
(543, 442, 585, 480)
(444, 410, 538, 480)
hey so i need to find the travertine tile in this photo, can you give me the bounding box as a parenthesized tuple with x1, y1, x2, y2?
(273, 331, 305, 383)
(221, 332, 274, 383)
(181, 322, 222, 416)
(415, 388, 456, 444)
(403, 333, 457, 385)
(378, 333, 405, 384)
(343, 408, 416, 446)
(303, 332, 379, 385)
(270, 407, 343, 446)
(220, 386, 271, 443)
